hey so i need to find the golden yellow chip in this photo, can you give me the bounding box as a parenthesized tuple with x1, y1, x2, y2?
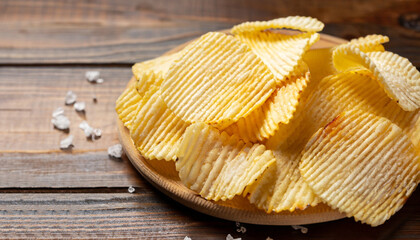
(303, 48, 335, 85)
(223, 66, 310, 142)
(132, 51, 183, 80)
(348, 34, 389, 52)
(299, 110, 420, 226)
(236, 31, 319, 84)
(176, 122, 275, 201)
(115, 80, 141, 129)
(130, 74, 190, 161)
(245, 143, 321, 212)
(161, 32, 276, 127)
(231, 16, 324, 35)
(136, 71, 165, 97)
(333, 44, 420, 111)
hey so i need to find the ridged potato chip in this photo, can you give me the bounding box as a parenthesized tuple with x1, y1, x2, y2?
(236, 31, 319, 84)
(348, 34, 389, 52)
(303, 48, 335, 84)
(136, 71, 165, 97)
(176, 122, 276, 201)
(161, 32, 276, 127)
(223, 65, 310, 142)
(231, 16, 324, 35)
(299, 110, 420, 226)
(245, 141, 321, 212)
(333, 44, 420, 111)
(132, 51, 183, 81)
(116, 79, 141, 129)
(130, 74, 190, 161)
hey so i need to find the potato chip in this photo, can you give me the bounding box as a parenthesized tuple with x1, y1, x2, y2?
(348, 34, 389, 52)
(116, 79, 141, 129)
(299, 110, 420, 226)
(223, 66, 310, 142)
(231, 16, 324, 35)
(130, 74, 190, 161)
(132, 51, 183, 80)
(333, 44, 420, 111)
(176, 122, 275, 201)
(136, 71, 165, 97)
(303, 48, 335, 84)
(245, 142, 321, 212)
(161, 32, 276, 127)
(236, 31, 319, 84)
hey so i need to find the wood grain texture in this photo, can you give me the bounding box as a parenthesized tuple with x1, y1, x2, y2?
(0, 0, 419, 65)
(0, 191, 418, 239)
(0, 67, 143, 188)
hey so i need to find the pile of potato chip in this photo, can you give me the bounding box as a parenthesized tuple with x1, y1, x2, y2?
(116, 16, 420, 227)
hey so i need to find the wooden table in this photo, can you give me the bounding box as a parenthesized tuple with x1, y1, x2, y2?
(0, 0, 419, 239)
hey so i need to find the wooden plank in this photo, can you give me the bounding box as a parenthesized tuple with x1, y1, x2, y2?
(0, 191, 418, 239)
(0, 0, 419, 65)
(0, 67, 145, 188)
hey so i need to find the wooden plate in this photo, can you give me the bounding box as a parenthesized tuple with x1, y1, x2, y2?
(118, 31, 348, 225)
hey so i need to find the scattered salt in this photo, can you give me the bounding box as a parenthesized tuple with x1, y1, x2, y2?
(85, 71, 100, 83)
(226, 234, 241, 240)
(235, 222, 246, 233)
(96, 78, 104, 83)
(128, 186, 135, 193)
(93, 128, 102, 137)
(291, 225, 308, 234)
(79, 121, 94, 138)
(52, 107, 64, 118)
(65, 91, 77, 105)
(60, 135, 74, 149)
(74, 101, 86, 112)
(108, 144, 123, 158)
(183, 237, 191, 240)
(51, 115, 70, 130)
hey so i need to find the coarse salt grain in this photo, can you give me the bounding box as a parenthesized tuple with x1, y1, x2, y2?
(85, 71, 100, 82)
(291, 225, 308, 234)
(52, 107, 64, 118)
(96, 78, 104, 83)
(128, 186, 135, 193)
(60, 135, 74, 149)
(236, 226, 246, 233)
(108, 144, 123, 158)
(74, 101, 86, 112)
(93, 128, 102, 137)
(79, 121, 94, 138)
(184, 237, 191, 240)
(226, 234, 241, 240)
(65, 91, 77, 105)
(52, 115, 70, 130)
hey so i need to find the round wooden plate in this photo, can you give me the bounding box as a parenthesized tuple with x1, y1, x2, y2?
(118, 31, 348, 225)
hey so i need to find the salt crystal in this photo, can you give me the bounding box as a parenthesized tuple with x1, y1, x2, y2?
(128, 186, 135, 193)
(52, 115, 70, 130)
(93, 128, 102, 137)
(184, 237, 191, 240)
(52, 107, 64, 118)
(291, 225, 308, 234)
(65, 91, 77, 105)
(85, 71, 100, 82)
(74, 102, 86, 112)
(60, 135, 74, 149)
(235, 222, 240, 227)
(108, 144, 123, 158)
(238, 226, 246, 233)
(79, 121, 94, 138)
(96, 78, 104, 83)
(226, 234, 241, 240)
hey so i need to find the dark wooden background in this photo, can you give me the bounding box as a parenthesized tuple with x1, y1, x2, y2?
(0, 0, 419, 239)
